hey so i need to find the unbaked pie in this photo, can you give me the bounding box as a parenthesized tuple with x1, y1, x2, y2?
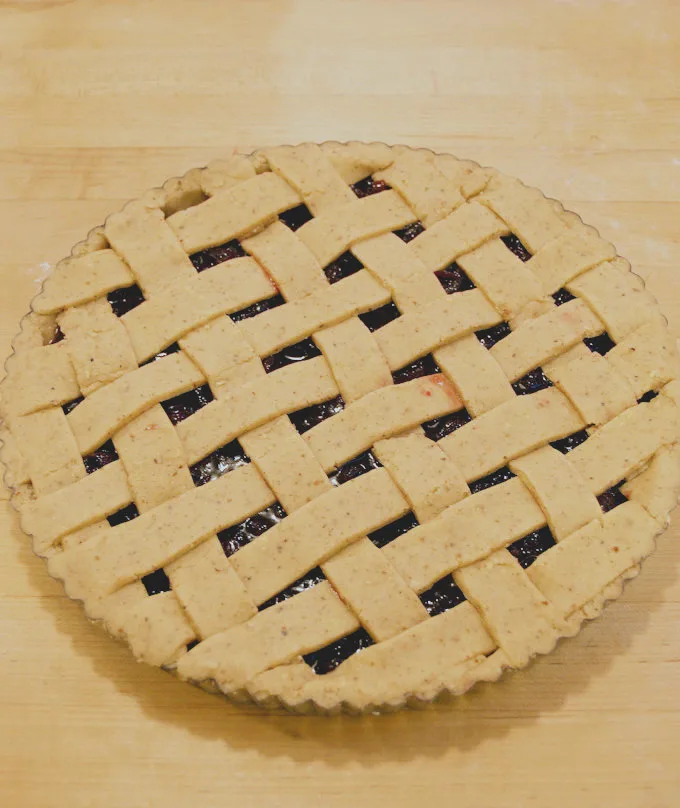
(1, 142, 679, 713)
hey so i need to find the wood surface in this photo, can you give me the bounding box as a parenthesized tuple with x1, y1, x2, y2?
(1, 1, 679, 806)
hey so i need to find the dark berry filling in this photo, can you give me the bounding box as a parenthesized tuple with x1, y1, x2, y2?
(107, 503, 140, 528)
(303, 627, 374, 675)
(512, 367, 553, 396)
(469, 466, 516, 494)
(351, 177, 390, 198)
(323, 251, 363, 284)
(597, 483, 628, 513)
(190, 440, 250, 487)
(161, 384, 214, 425)
(584, 333, 616, 356)
(368, 512, 419, 549)
(50, 326, 65, 344)
(394, 222, 425, 243)
(83, 439, 119, 474)
(638, 390, 659, 403)
(142, 568, 172, 596)
(328, 451, 382, 486)
(551, 429, 589, 454)
(508, 526, 556, 568)
(218, 503, 287, 557)
(262, 338, 321, 374)
(108, 284, 145, 317)
(476, 322, 511, 349)
(229, 294, 285, 323)
(392, 354, 440, 384)
(279, 203, 313, 231)
(358, 302, 401, 332)
(419, 575, 466, 616)
(258, 567, 326, 611)
(436, 263, 475, 295)
(501, 234, 532, 262)
(289, 395, 345, 434)
(422, 408, 472, 442)
(552, 288, 576, 306)
(140, 342, 181, 366)
(62, 396, 84, 415)
(189, 239, 246, 272)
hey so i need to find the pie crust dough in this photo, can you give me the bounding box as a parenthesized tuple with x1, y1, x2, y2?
(1, 142, 679, 714)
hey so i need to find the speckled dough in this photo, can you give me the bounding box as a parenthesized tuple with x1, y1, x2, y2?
(1, 142, 679, 714)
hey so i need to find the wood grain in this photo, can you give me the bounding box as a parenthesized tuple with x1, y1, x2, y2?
(0, 1, 679, 806)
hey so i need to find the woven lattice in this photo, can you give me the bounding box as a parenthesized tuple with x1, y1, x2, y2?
(1, 142, 679, 713)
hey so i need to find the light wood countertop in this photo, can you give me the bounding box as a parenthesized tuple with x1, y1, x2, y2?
(1, 1, 679, 806)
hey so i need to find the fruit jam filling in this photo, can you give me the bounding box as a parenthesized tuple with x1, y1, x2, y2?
(289, 395, 345, 434)
(508, 526, 556, 568)
(394, 222, 425, 242)
(392, 355, 440, 384)
(328, 451, 382, 486)
(258, 567, 326, 611)
(419, 575, 466, 616)
(351, 177, 390, 198)
(189, 240, 246, 272)
(108, 284, 145, 316)
(229, 295, 285, 323)
(501, 234, 532, 262)
(512, 368, 553, 396)
(323, 251, 364, 284)
(436, 263, 475, 295)
(218, 503, 287, 557)
(262, 338, 321, 373)
(422, 408, 472, 442)
(359, 302, 401, 332)
(190, 441, 250, 486)
(304, 628, 375, 675)
(161, 384, 214, 425)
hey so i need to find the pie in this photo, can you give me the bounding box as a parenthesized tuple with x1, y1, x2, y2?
(1, 142, 679, 714)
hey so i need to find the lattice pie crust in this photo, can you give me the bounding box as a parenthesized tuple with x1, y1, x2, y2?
(1, 143, 679, 713)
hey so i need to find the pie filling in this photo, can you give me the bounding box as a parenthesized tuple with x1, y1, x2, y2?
(42, 177, 655, 683)
(350, 177, 390, 198)
(359, 302, 401, 332)
(142, 568, 172, 596)
(552, 288, 576, 306)
(258, 566, 326, 612)
(469, 466, 516, 494)
(107, 503, 140, 528)
(501, 233, 532, 262)
(161, 384, 214, 425)
(422, 409, 472, 442)
(229, 294, 285, 323)
(83, 439, 119, 474)
(323, 251, 363, 284)
(368, 512, 421, 550)
(512, 368, 553, 396)
(262, 338, 321, 373)
(436, 263, 475, 295)
(551, 430, 589, 454)
(218, 503, 287, 558)
(189, 240, 246, 272)
(394, 222, 425, 243)
(508, 527, 557, 568)
(328, 450, 382, 486)
(304, 627, 375, 675)
(142, 342, 181, 365)
(190, 441, 250, 487)
(107, 284, 145, 316)
(288, 395, 345, 434)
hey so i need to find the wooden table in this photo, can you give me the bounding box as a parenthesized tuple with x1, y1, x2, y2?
(1, 1, 679, 805)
